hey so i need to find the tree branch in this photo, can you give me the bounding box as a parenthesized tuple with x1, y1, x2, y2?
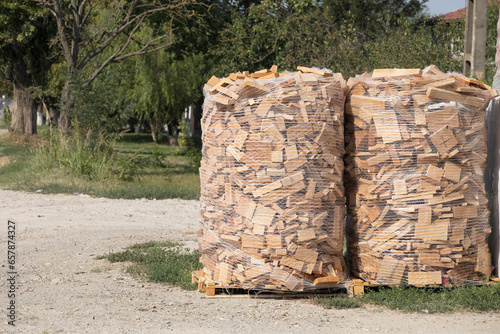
(84, 36, 176, 88)
(77, 5, 171, 70)
(39, 0, 74, 68)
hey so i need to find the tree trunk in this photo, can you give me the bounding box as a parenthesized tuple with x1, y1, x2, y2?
(150, 117, 159, 144)
(192, 97, 203, 144)
(59, 79, 72, 131)
(8, 43, 38, 136)
(9, 83, 36, 135)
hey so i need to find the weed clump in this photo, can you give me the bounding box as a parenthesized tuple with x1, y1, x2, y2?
(99, 241, 202, 290)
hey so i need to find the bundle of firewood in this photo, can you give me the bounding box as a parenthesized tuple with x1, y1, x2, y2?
(198, 66, 347, 291)
(345, 66, 497, 286)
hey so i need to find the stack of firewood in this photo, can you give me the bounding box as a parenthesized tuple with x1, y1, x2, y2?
(345, 66, 496, 286)
(198, 66, 347, 291)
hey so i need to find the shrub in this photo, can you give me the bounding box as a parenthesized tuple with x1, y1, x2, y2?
(35, 123, 117, 181)
(3, 105, 12, 127)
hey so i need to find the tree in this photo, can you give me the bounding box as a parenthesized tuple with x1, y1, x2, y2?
(210, 0, 457, 78)
(0, 1, 55, 135)
(69, 60, 136, 134)
(486, 1, 500, 84)
(323, 0, 428, 34)
(37, 0, 199, 130)
(210, 0, 297, 75)
(133, 49, 205, 143)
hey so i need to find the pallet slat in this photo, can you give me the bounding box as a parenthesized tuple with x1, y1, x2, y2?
(192, 270, 352, 297)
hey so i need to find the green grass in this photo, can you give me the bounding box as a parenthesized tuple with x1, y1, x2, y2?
(315, 284, 500, 313)
(0, 134, 44, 187)
(0, 129, 200, 200)
(97, 241, 202, 290)
(99, 237, 500, 311)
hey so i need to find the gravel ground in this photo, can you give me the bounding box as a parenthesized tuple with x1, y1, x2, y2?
(0, 189, 499, 334)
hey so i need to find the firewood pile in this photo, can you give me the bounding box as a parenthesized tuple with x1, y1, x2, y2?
(198, 66, 347, 291)
(345, 66, 497, 286)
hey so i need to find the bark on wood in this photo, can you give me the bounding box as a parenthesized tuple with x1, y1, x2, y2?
(10, 83, 37, 135)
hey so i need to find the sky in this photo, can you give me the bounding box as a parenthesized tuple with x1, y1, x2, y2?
(425, 0, 467, 16)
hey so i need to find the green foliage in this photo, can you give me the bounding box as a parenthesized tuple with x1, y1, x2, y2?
(100, 241, 202, 290)
(362, 18, 463, 76)
(216, 1, 466, 78)
(0, 2, 55, 84)
(322, 0, 429, 35)
(176, 122, 201, 168)
(0, 131, 200, 200)
(126, 241, 183, 250)
(316, 285, 500, 313)
(177, 122, 189, 148)
(486, 1, 500, 85)
(68, 68, 135, 134)
(115, 151, 145, 181)
(0, 133, 44, 188)
(0, 1, 46, 45)
(2, 105, 11, 127)
(211, 1, 430, 75)
(0, 78, 12, 98)
(133, 43, 206, 141)
(35, 125, 118, 181)
(149, 147, 168, 168)
(186, 146, 202, 169)
(211, 2, 289, 74)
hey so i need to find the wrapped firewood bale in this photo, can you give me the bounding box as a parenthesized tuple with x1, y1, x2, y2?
(198, 66, 347, 291)
(345, 65, 498, 286)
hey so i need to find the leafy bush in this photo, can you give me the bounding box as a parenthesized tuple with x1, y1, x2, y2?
(67, 69, 134, 135)
(3, 105, 12, 127)
(35, 123, 118, 181)
(115, 151, 145, 181)
(176, 122, 201, 168)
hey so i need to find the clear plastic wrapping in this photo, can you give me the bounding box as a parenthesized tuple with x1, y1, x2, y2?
(345, 66, 497, 286)
(198, 67, 347, 291)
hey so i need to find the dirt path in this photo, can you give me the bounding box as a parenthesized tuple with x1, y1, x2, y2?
(0, 189, 499, 333)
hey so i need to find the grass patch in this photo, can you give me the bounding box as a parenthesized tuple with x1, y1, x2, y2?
(0, 129, 200, 200)
(35, 127, 117, 181)
(363, 285, 500, 313)
(0, 134, 45, 188)
(315, 284, 500, 313)
(98, 241, 202, 290)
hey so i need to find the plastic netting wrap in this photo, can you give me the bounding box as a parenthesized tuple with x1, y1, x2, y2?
(345, 66, 497, 286)
(198, 67, 347, 291)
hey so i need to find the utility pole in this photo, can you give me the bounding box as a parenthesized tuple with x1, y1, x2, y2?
(463, 0, 488, 79)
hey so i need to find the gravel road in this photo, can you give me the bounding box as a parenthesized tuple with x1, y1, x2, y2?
(0, 189, 499, 333)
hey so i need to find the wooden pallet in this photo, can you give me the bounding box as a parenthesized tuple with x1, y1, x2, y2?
(192, 270, 354, 298)
(350, 276, 500, 296)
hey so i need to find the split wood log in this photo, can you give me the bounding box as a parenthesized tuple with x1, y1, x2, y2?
(345, 65, 497, 286)
(199, 66, 347, 291)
